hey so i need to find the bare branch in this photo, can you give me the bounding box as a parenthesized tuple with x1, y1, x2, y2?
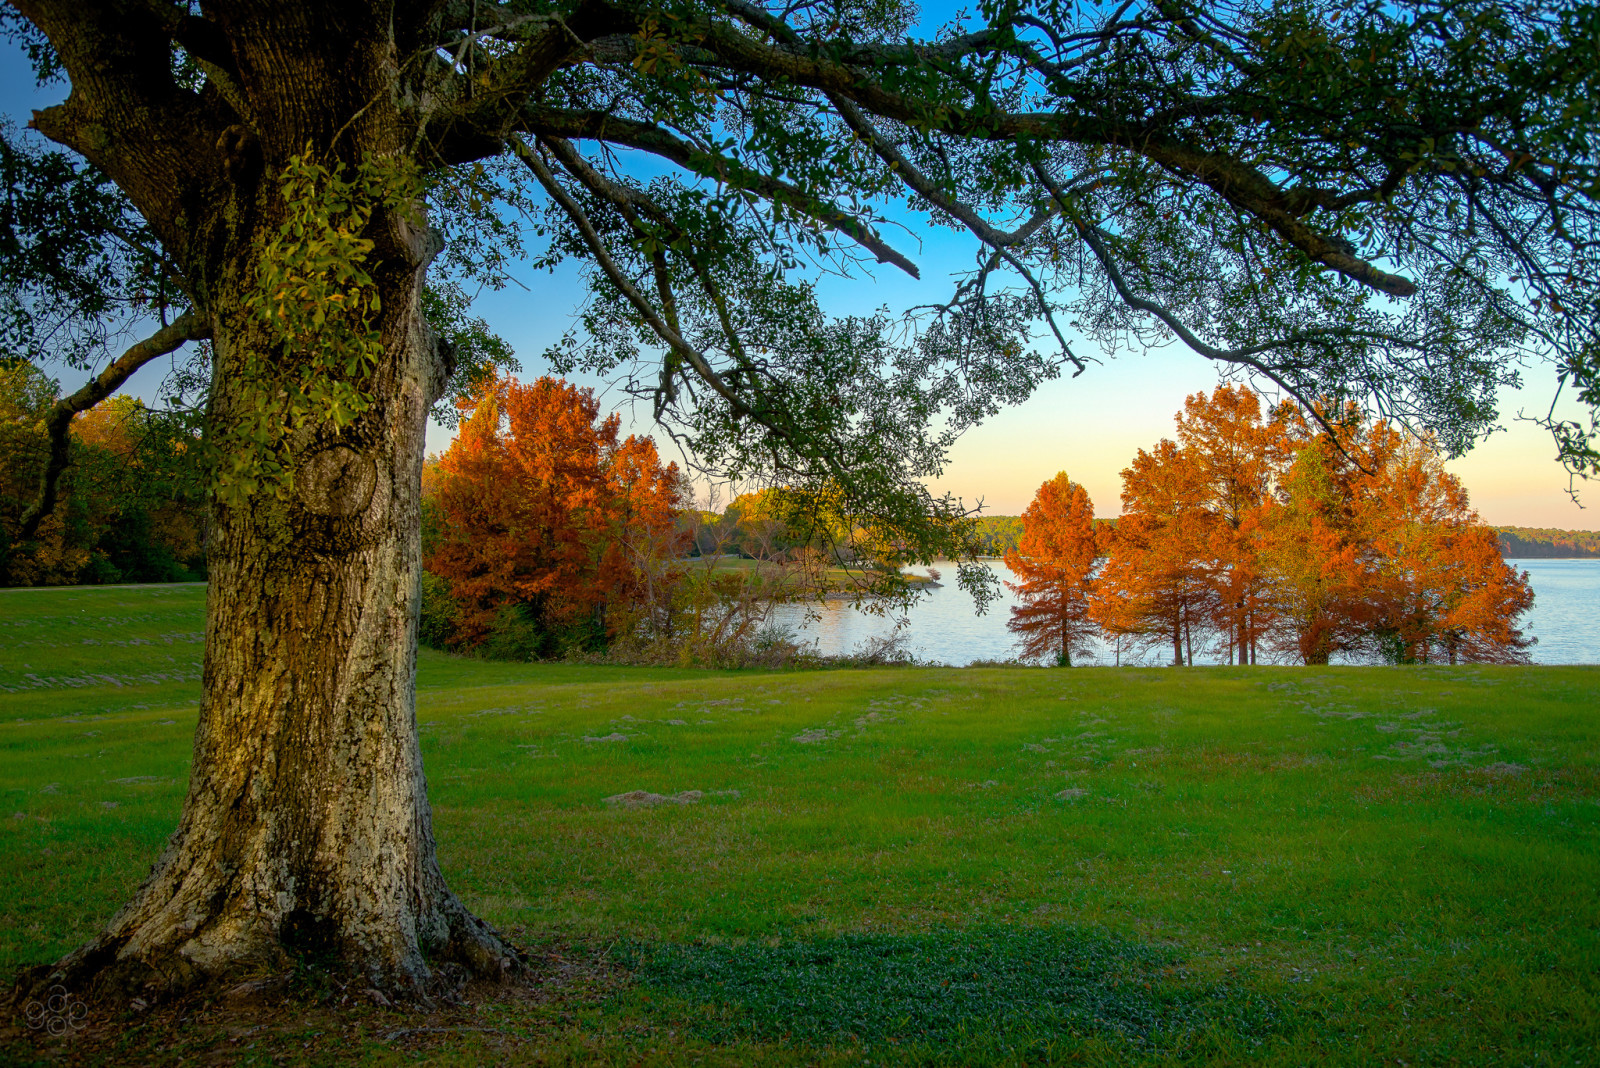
(508, 135, 771, 431)
(19, 308, 210, 540)
(514, 106, 921, 277)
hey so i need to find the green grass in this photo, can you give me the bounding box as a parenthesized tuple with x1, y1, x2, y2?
(692, 555, 938, 590)
(2, 584, 1598, 1065)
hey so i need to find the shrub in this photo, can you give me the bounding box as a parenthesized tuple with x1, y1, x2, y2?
(418, 570, 459, 649)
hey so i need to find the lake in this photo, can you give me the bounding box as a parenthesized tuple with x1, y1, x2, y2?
(769, 558, 1600, 666)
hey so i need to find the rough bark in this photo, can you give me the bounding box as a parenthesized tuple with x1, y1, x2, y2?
(16, 241, 515, 1006)
(12, 1, 518, 1008)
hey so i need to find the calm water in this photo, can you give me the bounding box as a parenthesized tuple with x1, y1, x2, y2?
(769, 558, 1600, 666)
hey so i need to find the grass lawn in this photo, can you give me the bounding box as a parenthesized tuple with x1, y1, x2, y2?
(1, 584, 1597, 1065)
(689, 555, 939, 592)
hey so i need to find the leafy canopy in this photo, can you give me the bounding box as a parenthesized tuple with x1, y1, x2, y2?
(2, 0, 1596, 560)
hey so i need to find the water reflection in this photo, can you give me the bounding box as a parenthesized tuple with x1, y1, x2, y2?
(767, 558, 1600, 666)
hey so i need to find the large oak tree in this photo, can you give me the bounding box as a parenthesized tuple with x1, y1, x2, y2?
(2, 0, 1595, 1002)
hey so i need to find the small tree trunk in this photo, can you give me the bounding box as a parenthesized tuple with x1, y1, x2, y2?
(1303, 618, 1332, 666)
(19, 234, 513, 1006)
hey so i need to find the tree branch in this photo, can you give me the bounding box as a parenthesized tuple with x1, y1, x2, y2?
(429, 1, 1417, 299)
(19, 309, 210, 541)
(686, 6, 1418, 296)
(496, 106, 921, 278)
(719, 0, 1003, 65)
(16, 0, 223, 263)
(508, 136, 771, 430)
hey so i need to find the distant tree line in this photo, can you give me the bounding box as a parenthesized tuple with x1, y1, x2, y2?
(1007, 386, 1535, 667)
(681, 490, 809, 562)
(984, 514, 1598, 563)
(0, 363, 207, 586)
(971, 516, 1024, 557)
(973, 514, 1119, 557)
(1493, 528, 1600, 558)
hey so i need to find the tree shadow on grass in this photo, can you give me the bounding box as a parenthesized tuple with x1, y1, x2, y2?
(614, 925, 1288, 1062)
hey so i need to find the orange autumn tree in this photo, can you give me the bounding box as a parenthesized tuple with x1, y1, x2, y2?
(605, 433, 696, 639)
(1005, 473, 1101, 665)
(1348, 428, 1534, 664)
(426, 375, 687, 657)
(1092, 385, 1290, 666)
(1093, 439, 1218, 666)
(1172, 385, 1295, 664)
(1254, 430, 1373, 665)
(1253, 405, 1535, 664)
(1092, 384, 1531, 666)
(1432, 528, 1536, 663)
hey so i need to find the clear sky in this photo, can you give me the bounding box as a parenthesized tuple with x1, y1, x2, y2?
(4, 34, 1592, 529)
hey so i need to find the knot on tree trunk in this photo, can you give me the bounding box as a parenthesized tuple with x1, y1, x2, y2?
(297, 446, 377, 516)
(215, 125, 260, 183)
(288, 446, 383, 555)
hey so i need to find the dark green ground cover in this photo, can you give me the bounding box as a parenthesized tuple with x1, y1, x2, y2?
(617, 925, 1285, 1058)
(1, 584, 1597, 1065)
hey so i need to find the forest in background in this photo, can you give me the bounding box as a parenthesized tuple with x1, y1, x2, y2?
(1492, 527, 1600, 558)
(975, 521, 1599, 560)
(0, 363, 207, 586)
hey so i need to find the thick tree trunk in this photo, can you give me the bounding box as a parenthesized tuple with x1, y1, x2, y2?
(17, 235, 514, 1007)
(11, 0, 520, 1012)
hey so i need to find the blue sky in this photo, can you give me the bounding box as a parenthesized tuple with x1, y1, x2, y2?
(3, 31, 1592, 527)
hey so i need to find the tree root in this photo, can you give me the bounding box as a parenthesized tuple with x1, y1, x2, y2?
(10, 893, 525, 1014)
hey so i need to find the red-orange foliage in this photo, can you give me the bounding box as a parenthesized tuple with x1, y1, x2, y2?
(1173, 385, 1294, 664)
(1254, 433, 1372, 665)
(1095, 385, 1533, 665)
(1346, 426, 1534, 664)
(1093, 439, 1216, 666)
(1004, 472, 1100, 664)
(425, 375, 688, 654)
(1432, 528, 1536, 663)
